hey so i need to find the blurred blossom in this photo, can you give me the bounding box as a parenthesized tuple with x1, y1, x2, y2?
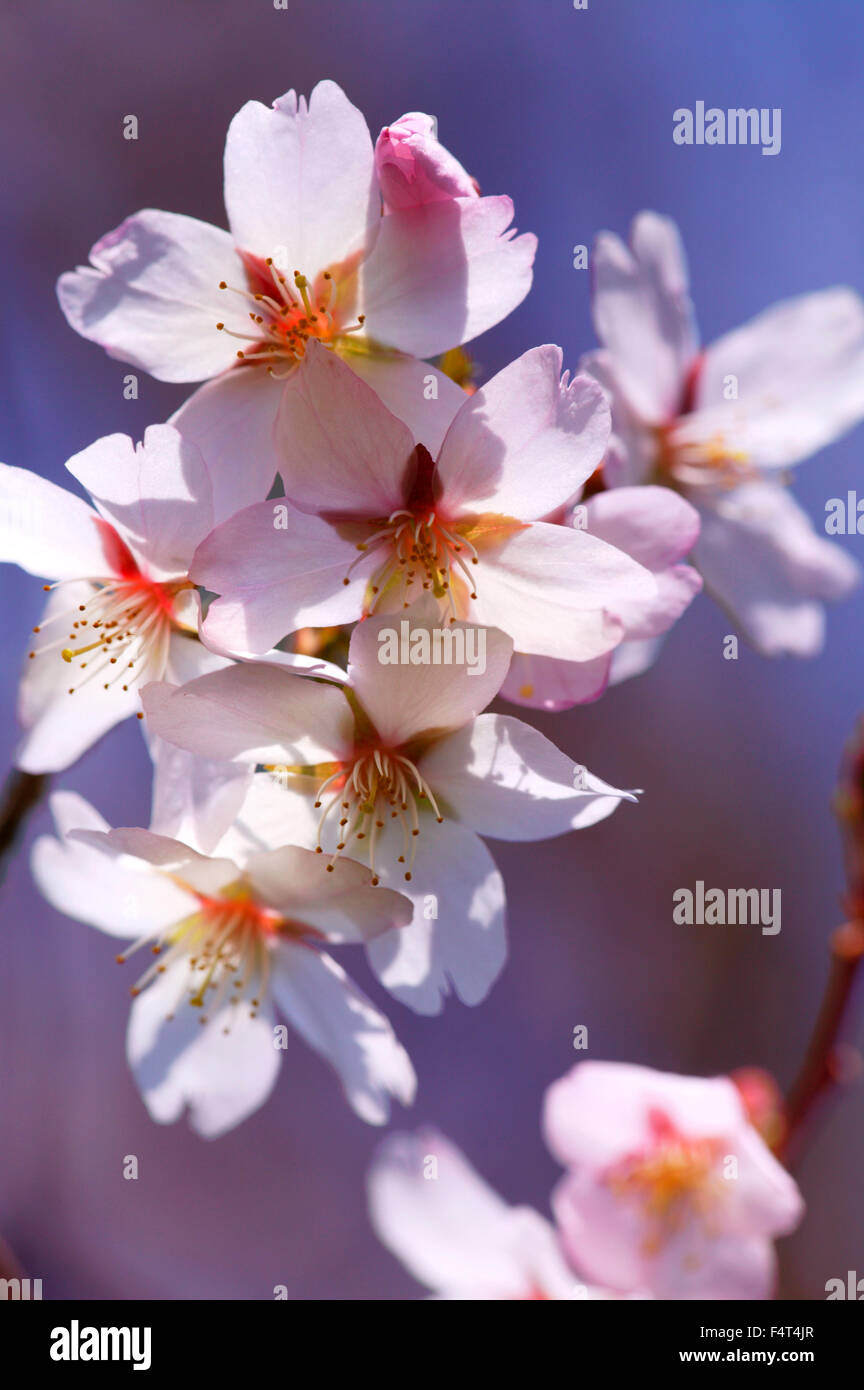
(583, 212, 864, 656)
(544, 1061, 804, 1300)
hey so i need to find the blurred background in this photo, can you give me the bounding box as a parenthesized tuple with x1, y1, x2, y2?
(1, 0, 862, 1299)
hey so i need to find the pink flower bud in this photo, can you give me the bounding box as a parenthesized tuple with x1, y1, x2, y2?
(375, 112, 479, 213)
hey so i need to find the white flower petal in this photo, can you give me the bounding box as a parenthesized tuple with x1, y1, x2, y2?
(469, 523, 649, 662)
(360, 196, 536, 358)
(693, 287, 864, 468)
(127, 962, 281, 1138)
(223, 80, 377, 274)
(0, 464, 107, 580)
(582, 485, 700, 571)
(592, 211, 697, 423)
(368, 1129, 572, 1298)
(244, 844, 412, 942)
(65, 425, 214, 579)
(148, 735, 253, 857)
(692, 482, 861, 656)
(347, 599, 512, 747)
(366, 816, 507, 1015)
(273, 341, 416, 517)
(141, 665, 354, 767)
(71, 826, 240, 898)
(31, 794, 194, 938)
(171, 368, 286, 523)
(194, 499, 364, 655)
(270, 944, 415, 1124)
(420, 713, 636, 839)
(544, 1062, 746, 1170)
(499, 651, 611, 710)
(438, 350, 609, 519)
(345, 351, 466, 457)
(57, 210, 246, 382)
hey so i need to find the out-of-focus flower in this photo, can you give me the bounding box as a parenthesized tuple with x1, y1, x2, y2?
(501, 485, 702, 709)
(368, 1129, 630, 1300)
(57, 81, 535, 512)
(583, 211, 864, 655)
(141, 600, 638, 1015)
(0, 426, 228, 772)
(192, 341, 654, 661)
(375, 112, 479, 212)
(32, 792, 415, 1136)
(544, 1061, 804, 1299)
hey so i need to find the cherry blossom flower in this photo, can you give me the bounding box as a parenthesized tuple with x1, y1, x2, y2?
(0, 425, 229, 772)
(57, 81, 535, 510)
(543, 1061, 804, 1299)
(501, 485, 702, 709)
(32, 792, 416, 1136)
(192, 341, 655, 662)
(583, 211, 864, 655)
(140, 600, 639, 1014)
(368, 1129, 623, 1300)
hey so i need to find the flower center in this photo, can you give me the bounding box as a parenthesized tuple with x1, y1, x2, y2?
(116, 882, 306, 1030)
(346, 507, 481, 618)
(31, 571, 190, 698)
(265, 748, 444, 884)
(215, 256, 366, 378)
(655, 423, 755, 491)
(604, 1111, 724, 1255)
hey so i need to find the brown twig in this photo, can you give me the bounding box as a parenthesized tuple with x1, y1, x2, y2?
(0, 771, 46, 1291)
(780, 921, 864, 1165)
(0, 772, 46, 1289)
(0, 769, 47, 885)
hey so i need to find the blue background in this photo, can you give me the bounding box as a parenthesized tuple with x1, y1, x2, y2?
(0, 0, 861, 1298)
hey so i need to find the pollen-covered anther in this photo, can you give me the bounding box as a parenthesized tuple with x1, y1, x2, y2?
(215, 262, 364, 377)
(115, 887, 286, 1026)
(33, 574, 185, 697)
(313, 747, 444, 881)
(657, 424, 757, 491)
(344, 508, 481, 616)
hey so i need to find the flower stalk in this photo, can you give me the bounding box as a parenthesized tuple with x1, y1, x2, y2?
(0, 769, 47, 885)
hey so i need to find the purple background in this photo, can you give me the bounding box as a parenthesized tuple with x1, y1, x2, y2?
(1, 0, 862, 1299)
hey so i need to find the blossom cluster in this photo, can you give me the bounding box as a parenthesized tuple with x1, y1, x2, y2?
(3, 78, 860, 1297)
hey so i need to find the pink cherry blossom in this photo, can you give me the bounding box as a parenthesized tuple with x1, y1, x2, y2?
(582, 211, 864, 655)
(57, 81, 535, 511)
(32, 791, 416, 1136)
(192, 341, 655, 664)
(0, 425, 228, 772)
(140, 599, 639, 1014)
(501, 485, 703, 709)
(543, 1061, 804, 1299)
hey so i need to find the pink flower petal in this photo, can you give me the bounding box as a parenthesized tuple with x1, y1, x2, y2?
(360, 195, 536, 359)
